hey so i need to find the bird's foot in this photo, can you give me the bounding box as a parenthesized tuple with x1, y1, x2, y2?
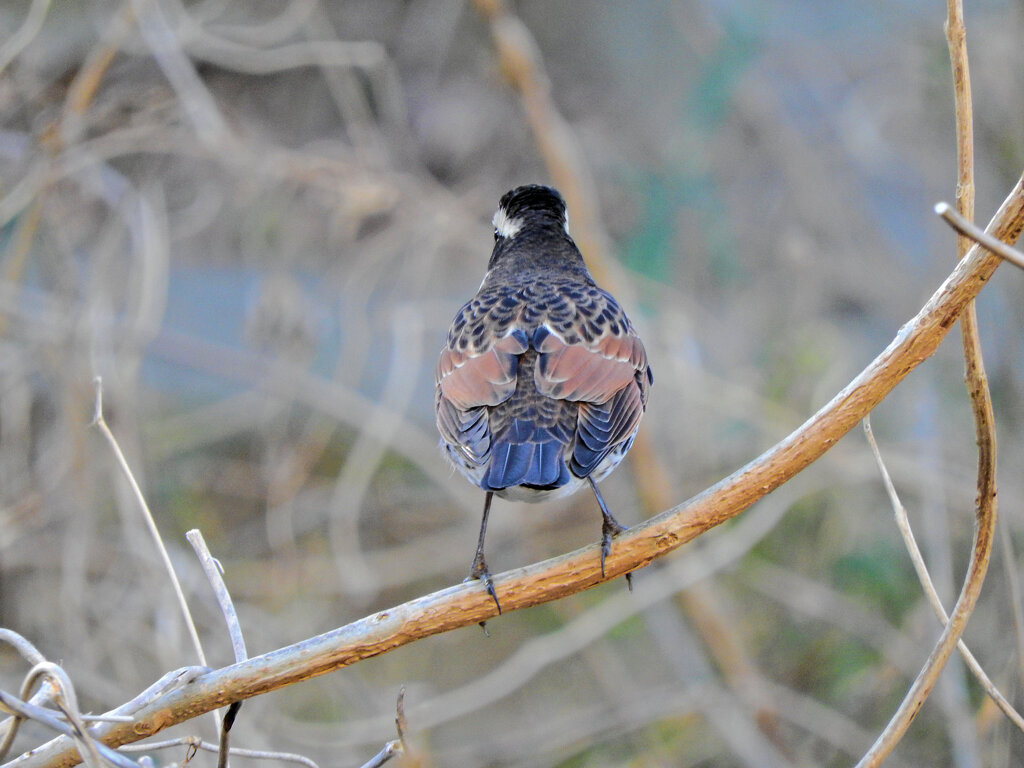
(469, 552, 502, 615)
(600, 516, 634, 590)
(600, 515, 627, 579)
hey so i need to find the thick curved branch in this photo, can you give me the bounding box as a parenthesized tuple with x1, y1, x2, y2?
(9, 170, 1024, 768)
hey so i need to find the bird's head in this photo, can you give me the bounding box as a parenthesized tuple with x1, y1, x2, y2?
(492, 185, 570, 241)
(487, 185, 586, 277)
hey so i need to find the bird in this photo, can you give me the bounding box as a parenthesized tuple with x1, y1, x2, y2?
(435, 184, 652, 613)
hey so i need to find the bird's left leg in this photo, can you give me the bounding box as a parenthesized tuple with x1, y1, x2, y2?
(469, 491, 502, 613)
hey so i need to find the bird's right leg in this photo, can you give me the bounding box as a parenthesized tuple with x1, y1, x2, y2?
(469, 491, 502, 614)
(588, 476, 633, 590)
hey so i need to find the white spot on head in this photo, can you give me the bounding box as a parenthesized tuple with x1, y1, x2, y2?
(492, 206, 524, 239)
(563, 210, 571, 236)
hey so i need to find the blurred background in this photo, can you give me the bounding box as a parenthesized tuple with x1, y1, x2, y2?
(2, 0, 1024, 766)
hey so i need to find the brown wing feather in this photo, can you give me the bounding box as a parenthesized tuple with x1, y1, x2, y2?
(534, 325, 650, 473)
(436, 331, 528, 411)
(534, 331, 648, 406)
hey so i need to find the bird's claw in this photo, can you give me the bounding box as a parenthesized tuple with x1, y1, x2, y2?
(470, 554, 502, 615)
(600, 517, 627, 578)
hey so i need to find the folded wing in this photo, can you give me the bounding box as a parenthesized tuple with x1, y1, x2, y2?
(533, 312, 651, 478)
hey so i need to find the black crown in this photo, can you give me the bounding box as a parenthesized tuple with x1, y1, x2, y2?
(498, 185, 567, 223)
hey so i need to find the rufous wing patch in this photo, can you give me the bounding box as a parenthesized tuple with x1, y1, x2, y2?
(534, 329, 646, 405)
(436, 331, 529, 410)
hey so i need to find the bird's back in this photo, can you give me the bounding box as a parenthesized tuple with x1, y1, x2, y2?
(436, 273, 650, 502)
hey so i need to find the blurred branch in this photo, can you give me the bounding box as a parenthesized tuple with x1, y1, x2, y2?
(0, 0, 51, 75)
(470, 0, 612, 281)
(741, 556, 922, 676)
(997, 513, 1024, 691)
(129, 0, 230, 147)
(11, 169, 1024, 768)
(57, 2, 134, 147)
(471, 4, 780, 753)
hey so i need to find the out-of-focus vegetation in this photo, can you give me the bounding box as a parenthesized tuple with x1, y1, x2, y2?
(2, 1, 1024, 766)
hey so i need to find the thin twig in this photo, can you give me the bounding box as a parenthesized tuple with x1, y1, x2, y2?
(0, 629, 46, 665)
(89, 378, 212, 682)
(14, 173, 1024, 768)
(18, 665, 104, 768)
(186, 496, 249, 768)
(997, 513, 1024, 689)
(356, 741, 400, 768)
(394, 687, 409, 757)
(0, 628, 50, 762)
(118, 738, 319, 768)
(183, 530, 247, 768)
(863, 418, 1024, 732)
(935, 202, 1024, 270)
(185, 530, 248, 663)
(347, 688, 409, 768)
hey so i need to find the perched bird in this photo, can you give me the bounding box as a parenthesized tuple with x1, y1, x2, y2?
(435, 185, 652, 613)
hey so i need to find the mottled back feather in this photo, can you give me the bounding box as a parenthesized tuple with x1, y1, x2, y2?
(435, 185, 651, 500)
